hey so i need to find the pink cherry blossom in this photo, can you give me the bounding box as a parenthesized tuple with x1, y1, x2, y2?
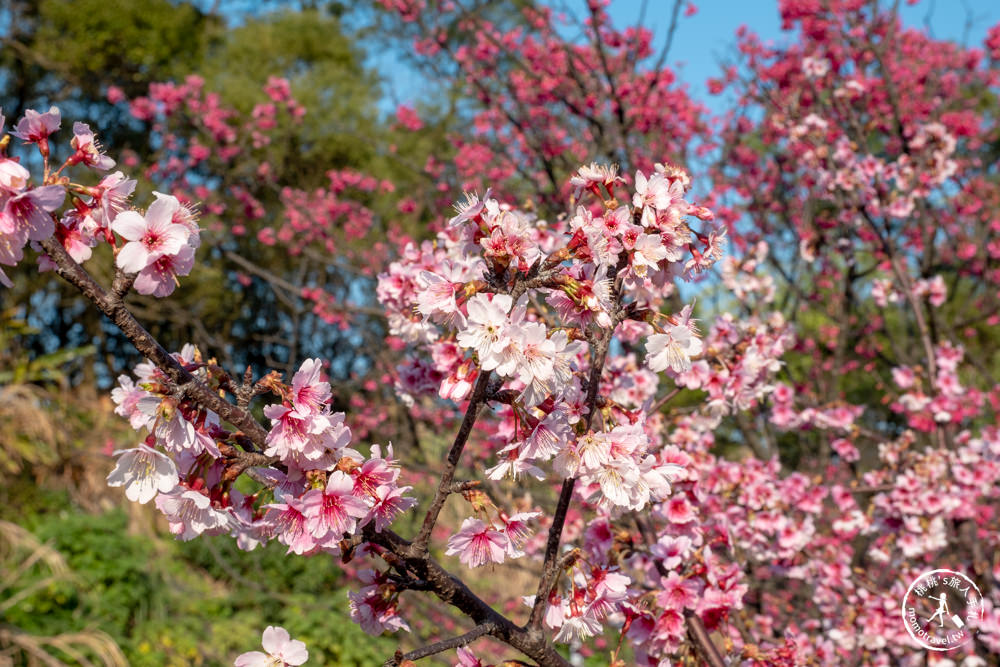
(348, 570, 411, 636)
(301, 471, 369, 545)
(445, 517, 509, 567)
(455, 646, 484, 667)
(290, 358, 331, 414)
(69, 122, 115, 170)
(112, 199, 189, 273)
(266, 496, 317, 555)
(1, 185, 66, 241)
(364, 484, 417, 533)
(155, 488, 230, 541)
(448, 189, 490, 227)
(499, 511, 540, 557)
(132, 243, 195, 296)
(12, 106, 61, 144)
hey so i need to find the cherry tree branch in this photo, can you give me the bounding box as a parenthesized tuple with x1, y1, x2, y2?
(410, 370, 492, 555)
(412, 264, 567, 554)
(529, 255, 625, 628)
(38, 236, 275, 456)
(44, 223, 572, 665)
(365, 526, 571, 667)
(383, 624, 495, 666)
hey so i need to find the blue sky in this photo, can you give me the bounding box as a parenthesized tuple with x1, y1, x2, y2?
(375, 0, 1000, 112)
(604, 0, 1000, 107)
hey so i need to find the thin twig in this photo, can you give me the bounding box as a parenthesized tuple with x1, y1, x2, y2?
(410, 371, 492, 555)
(384, 624, 495, 666)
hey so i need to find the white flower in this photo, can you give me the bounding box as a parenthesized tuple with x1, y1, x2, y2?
(569, 162, 620, 196)
(415, 271, 459, 321)
(456, 293, 513, 364)
(633, 170, 673, 211)
(484, 445, 546, 481)
(448, 189, 491, 227)
(494, 321, 555, 383)
(522, 409, 572, 460)
(234, 626, 309, 667)
(630, 233, 668, 276)
(106, 444, 179, 504)
(802, 56, 830, 78)
(520, 330, 582, 407)
(552, 612, 603, 643)
(646, 323, 703, 374)
(110, 375, 154, 430)
(155, 488, 230, 541)
(593, 459, 640, 508)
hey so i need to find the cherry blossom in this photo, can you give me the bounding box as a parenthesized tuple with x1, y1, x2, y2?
(645, 322, 702, 374)
(13, 9, 1000, 662)
(106, 444, 179, 504)
(300, 471, 369, 545)
(234, 626, 308, 667)
(69, 122, 116, 170)
(112, 197, 189, 273)
(445, 517, 509, 567)
(11, 106, 61, 146)
(456, 293, 514, 363)
(155, 488, 230, 541)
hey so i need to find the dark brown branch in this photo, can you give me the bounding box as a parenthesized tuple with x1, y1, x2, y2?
(529, 282, 617, 628)
(528, 478, 579, 629)
(365, 526, 570, 667)
(411, 266, 565, 554)
(384, 624, 495, 666)
(644, 0, 684, 98)
(684, 610, 725, 667)
(39, 237, 274, 456)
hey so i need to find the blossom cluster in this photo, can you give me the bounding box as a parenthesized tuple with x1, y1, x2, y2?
(374, 160, 725, 644)
(109, 349, 416, 559)
(0, 106, 199, 296)
(6, 100, 732, 657)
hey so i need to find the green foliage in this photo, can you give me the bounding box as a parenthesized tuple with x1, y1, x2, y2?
(199, 8, 380, 182)
(0, 308, 109, 477)
(0, 308, 95, 385)
(32, 0, 214, 97)
(3, 503, 394, 666)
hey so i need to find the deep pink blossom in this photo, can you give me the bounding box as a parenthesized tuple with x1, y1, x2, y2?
(301, 471, 369, 545)
(12, 107, 61, 145)
(69, 122, 115, 170)
(364, 484, 417, 533)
